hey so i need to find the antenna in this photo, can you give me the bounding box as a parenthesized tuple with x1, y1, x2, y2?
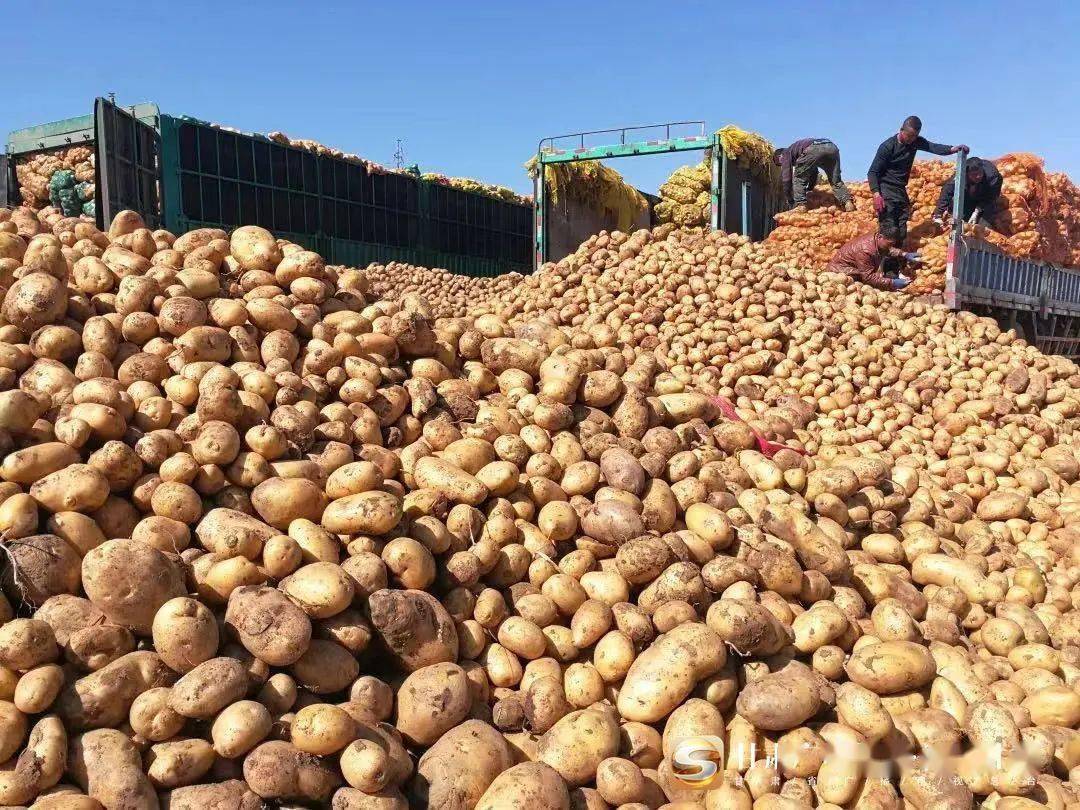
(393, 139, 405, 170)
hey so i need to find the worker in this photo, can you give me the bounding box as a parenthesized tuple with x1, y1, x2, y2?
(933, 156, 1003, 230)
(826, 225, 920, 291)
(773, 138, 855, 212)
(868, 116, 968, 243)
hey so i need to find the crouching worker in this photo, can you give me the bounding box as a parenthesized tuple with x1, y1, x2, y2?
(933, 156, 1003, 230)
(827, 225, 918, 290)
(774, 138, 855, 212)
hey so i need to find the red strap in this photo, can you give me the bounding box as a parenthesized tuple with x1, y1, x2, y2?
(710, 396, 807, 459)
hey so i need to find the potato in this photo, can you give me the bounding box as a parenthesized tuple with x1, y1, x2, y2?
(414, 720, 512, 808)
(413, 457, 489, 506)
(129, 687, 185, 742)
(33, 595, 104, 648)
(231, 226, 282, 272)
(537, 705, 620, 787)
(395, 662, 472, 745)
(596, 757, 648, 806)
(326, 461, 384, 499)
(845, 640, 937, 695)
(242, 740, 341, 802)
(0, 713, 67, 805)
(195, 507, 277, 560)
(13, 663, 64, 713)
(0, 700, 27, 762)
(160, 779, 262, 810)
(152, 597, 220, 673)
(280, 562, 354, 619)
(289, 640, 359, 694)
(81, 539, 185, 634)
(1022, 686, 1080, 727)
(760, 504, 849, 582)
(169, 657, 250, 719)
(618, 623, 726, 722)
(291, 703, 358, 755)
(1, 442, 80, 485)
(0, 618, 58, 670)
(736, 671, 823, 731)
(147, 738, 216, 788)
(30, 462, 110, 514)
(68, 729, 157, 810)
(581, 500, 645, 548)
(3, 272, 67, 331)
(48, 512, 107, 556)
(223, 585, 311, 667)
(57, 651, 175, 729)
(250, 476, 328, 529)
(339, 738, 390, 793)
(476, 762, 570, 810)
(368, 589, 458, 671)
(322, 491, 403, 535)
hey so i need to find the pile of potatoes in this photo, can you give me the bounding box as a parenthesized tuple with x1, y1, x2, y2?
(0, 212, 1078, 810)
(363, 262, 524, 320)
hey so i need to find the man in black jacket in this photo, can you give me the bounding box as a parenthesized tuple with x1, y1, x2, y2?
(932, 157, 1003, 230)
(868, 116, 968, 242)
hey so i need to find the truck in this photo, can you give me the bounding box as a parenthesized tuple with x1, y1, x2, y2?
(3, 97, 533, 277)
(942, 153, 1080, 359)
(532, 122, 782, 266)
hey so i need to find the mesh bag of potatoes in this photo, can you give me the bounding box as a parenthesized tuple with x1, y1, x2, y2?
(0, 206, 1078, 808)
(655, 162, 712, 229)
(14, 147, 97, 211)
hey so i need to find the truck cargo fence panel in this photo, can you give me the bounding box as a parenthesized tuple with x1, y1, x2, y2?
(0, 155, 11, 208)
(94, 97, 161, 229)
(954, 238, 1080, 359)
(719, 158, 782, 242)
(160, 115, 529, 275)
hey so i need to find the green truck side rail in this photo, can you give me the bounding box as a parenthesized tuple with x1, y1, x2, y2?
(157, 113, 531, 276)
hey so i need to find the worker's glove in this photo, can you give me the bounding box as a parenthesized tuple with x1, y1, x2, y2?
(873, 193, 885, 215)
(952, 144, 970, 154)
(932, 215, 945, 228)
(903, 252, 923, 263)
(891, 277, 912, 290)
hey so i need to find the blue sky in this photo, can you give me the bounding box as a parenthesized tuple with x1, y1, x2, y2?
(6, 1, 1076, 196)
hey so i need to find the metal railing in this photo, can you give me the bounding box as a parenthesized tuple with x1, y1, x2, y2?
(538, 121, 707, 156)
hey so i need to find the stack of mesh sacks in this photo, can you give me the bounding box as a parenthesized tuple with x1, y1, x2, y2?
(655, 126, 780, 229)
(654, 163, 711, 227)
(761, 153, 1080, 294)
(14, 145, 95, 212)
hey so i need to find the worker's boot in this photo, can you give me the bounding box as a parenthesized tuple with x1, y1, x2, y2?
(843, 200, 856, 212)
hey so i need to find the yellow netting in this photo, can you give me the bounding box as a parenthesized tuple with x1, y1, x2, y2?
(525, 157, 648, 233)
(716, 124, 779, 184)
(421, 173, 531, 206)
